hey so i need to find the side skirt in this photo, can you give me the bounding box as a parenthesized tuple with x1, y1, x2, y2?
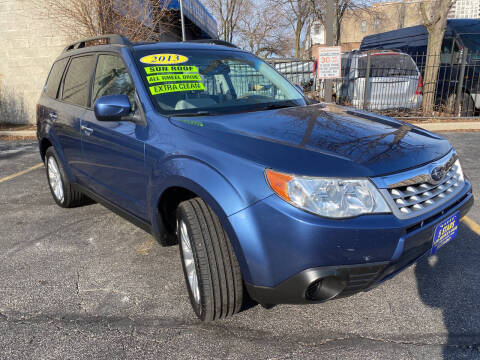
(72, 183, 153, 235)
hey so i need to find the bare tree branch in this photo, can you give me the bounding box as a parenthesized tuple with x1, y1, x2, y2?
(37, 0, 174, 42)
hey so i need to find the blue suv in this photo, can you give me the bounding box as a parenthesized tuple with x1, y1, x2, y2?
(37, 35, 473, 321)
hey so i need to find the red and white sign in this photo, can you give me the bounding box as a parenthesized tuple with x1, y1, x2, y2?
(317, 46, 341, 79)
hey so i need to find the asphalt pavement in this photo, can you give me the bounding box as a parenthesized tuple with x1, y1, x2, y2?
(0, 134, 479, 360)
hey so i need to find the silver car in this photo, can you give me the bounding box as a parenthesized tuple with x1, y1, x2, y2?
(336, 50, 423, 111)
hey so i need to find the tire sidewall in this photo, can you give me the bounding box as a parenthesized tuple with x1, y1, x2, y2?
(176, 208, 206, 321)
(45, 147, 67, 207)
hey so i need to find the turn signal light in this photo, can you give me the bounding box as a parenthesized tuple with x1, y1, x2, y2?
(265, 169, 293, 202)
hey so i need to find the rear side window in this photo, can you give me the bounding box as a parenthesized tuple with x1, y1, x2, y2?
(357, 54, 418, 78)
(62, 55, 96, 107)
(45, 58, 68, 99)
(92, 55, 135, 106)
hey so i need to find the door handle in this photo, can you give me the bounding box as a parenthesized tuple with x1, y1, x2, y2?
(49, 112, 57, 120)
(81, 125, 93, 135)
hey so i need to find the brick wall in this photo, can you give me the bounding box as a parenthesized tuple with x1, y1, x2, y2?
(0, 0, 70, 124)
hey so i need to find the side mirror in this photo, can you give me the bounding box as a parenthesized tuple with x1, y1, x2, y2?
(94, 95, 132, 121)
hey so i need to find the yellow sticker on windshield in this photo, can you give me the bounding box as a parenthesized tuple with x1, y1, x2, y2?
(140, 54, 189, 65)
(150, 82, 205, 95)
(145, 65, 199, 74)
(147, 73, 202, 84)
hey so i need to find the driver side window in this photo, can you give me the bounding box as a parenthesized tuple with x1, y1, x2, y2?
(92, 55, 136, 109)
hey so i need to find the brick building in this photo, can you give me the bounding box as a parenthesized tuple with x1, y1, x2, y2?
(309, 0, 480, 59)
(0, 0, 216, 124)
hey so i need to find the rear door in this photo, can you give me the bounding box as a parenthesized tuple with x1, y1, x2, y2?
(357, 53, 420, 110)
(38, 57, 69, 150)
(55, 55, 96, 174)
(79, 53, 148, 219)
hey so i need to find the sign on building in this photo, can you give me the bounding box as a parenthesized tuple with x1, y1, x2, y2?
(317, 46, 341, 79)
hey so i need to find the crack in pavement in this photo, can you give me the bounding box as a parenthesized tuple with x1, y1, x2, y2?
(0, 310, 479, 351)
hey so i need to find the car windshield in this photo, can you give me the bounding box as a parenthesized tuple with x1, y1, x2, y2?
(133, 49, 306, 116)
(459, 33, 480, 61)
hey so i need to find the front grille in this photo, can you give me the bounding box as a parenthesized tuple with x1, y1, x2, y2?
(387, 162, 463, 217)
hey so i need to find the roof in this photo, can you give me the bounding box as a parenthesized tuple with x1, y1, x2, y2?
(58, 36, 241, 59)
(131, 41, 242, 52)
(446, 19, 480, 34)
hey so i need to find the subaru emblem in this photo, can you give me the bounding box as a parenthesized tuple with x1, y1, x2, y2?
(430, 166, 446, 183)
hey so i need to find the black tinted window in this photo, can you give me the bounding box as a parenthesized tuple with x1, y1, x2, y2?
(62, 55, 95, 107)
(92, 55, 135, 106)
(45, 58, 68, 99)
(358, 54, 418, 78)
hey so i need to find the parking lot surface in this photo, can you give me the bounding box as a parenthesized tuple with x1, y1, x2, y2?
(0, 134, 479, 360)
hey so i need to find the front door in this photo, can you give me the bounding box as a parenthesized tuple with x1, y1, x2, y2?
(78, 54, 148, 219)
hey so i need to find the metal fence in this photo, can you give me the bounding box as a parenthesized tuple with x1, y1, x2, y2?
(270, 51, 480, 119)
(266, 59, 316, 92)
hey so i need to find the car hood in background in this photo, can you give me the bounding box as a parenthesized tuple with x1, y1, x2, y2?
(170, 104, 452, 177)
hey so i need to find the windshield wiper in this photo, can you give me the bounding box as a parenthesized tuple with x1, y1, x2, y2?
(173, 111, 219, 117)
(260, 101, 299, 111)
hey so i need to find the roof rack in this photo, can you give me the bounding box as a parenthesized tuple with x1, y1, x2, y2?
(187, 39, 238, 48)
(63, 34, 131, 53)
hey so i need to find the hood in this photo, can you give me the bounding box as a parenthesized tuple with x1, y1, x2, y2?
(170, 104, 451, 177)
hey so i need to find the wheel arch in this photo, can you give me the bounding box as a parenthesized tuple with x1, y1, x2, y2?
(39, 137, 53, 162)
(151, 160, 253, 282)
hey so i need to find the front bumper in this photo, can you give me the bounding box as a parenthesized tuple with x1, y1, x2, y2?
(229, 181, 473, 305)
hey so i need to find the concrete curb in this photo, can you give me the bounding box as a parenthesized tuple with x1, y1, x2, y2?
(0, 130, 37, 137)
(409, 121, 480, 132)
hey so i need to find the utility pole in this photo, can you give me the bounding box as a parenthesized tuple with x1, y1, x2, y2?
(324, 0, 334, 102)
(179, 0, 186, 41)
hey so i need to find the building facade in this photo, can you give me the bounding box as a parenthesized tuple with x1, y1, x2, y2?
(310, 0, 480, 58)
(0, 0, 216, 124)
(449, 0, 480, 19)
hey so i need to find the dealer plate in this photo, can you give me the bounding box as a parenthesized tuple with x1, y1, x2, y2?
(431, 212, 460, 255)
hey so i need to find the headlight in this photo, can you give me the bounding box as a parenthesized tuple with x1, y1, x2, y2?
(265, 169, 391, 218)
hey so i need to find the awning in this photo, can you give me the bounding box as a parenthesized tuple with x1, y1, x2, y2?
(167, 0, 218, 39)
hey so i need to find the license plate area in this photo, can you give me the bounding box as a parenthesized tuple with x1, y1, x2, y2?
(431, 212, 460, 255)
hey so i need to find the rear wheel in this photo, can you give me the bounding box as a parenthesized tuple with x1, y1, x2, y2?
(177, 198, 243, 321)
(45, 147, 90, 208)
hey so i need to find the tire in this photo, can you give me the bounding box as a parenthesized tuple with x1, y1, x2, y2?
(45, 147, 90, 208)
(177, 198, 243, 321)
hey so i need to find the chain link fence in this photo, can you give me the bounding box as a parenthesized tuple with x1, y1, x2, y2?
(269, 50, 480, 119)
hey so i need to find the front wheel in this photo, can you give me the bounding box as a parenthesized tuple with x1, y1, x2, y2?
(177, 198, 243, 321)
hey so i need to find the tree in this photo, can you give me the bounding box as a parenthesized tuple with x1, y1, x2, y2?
(308, 0, 374, 46)
(395, 0, 407, 29)
(419, 0, 457, 115)
(204, 0, 247, 43)
(237, 1, 293, 57)
(39, 0, 174, 42)
(274, 0, 312, 58)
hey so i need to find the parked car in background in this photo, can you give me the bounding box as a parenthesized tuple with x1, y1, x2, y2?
(361, 19, 480, 116)
(335, 50, 423, 111)
(37, 35, 473, 322)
